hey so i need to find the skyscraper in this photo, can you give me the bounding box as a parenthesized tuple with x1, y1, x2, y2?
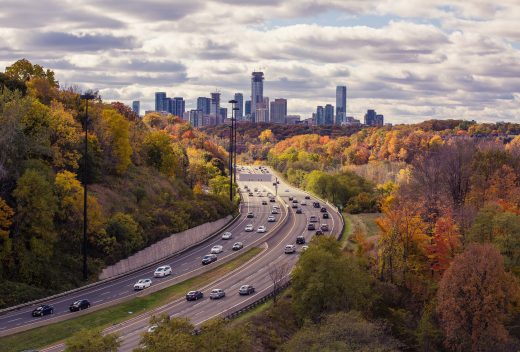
(336, 86, 347, 125)
(132, 101, 140, 117)
(251, 71, 264, 120)
(210, 92, 221, 123)
(219, 107, 227, 120)
(173, 97, 185, 117)
(255, 102, 268, 123)
(316, 106, 324, 125)
(270, 98, 287, 124)
(245, 100, 251, 116)
(364, 109, 383, 126)
(263, 97, 269, 122)
(234, 93, 243, 120)
(324, 104, 334, 125)
(197, 97, 211, 115)
(155, 92, 167, 112)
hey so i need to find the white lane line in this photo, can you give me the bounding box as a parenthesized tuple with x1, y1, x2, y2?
(7, 317, 21, 323)
(100, 291, 111, 296)
(94, 300, 103, 304)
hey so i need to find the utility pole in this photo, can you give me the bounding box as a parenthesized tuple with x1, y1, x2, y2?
(228, 99, 237, 201)
(80, 92, 95, 281)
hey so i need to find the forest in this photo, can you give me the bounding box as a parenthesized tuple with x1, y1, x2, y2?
(0, 60, 236, 307)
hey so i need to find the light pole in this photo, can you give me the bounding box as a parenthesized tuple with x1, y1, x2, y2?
(233, 106, 239, 185)
(80, 92, 95, 280)
(228, 99, 237, 201)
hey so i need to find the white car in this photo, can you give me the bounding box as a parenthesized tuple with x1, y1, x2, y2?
(257, 226, 267, 233)
(154, 265, 172, 277)
(284, 244, 296, 254)
(134, 278, 152, 290)
(221, 232, 233, 240)
(267, 215, 276, 222)
(210, 245, 223, 254)
(209, 288, 226, 299)
(271, 208, 279, 214)
(300, 201, 307, 206)
(147, 324, 158, 333)
(245, 224, 254, 232)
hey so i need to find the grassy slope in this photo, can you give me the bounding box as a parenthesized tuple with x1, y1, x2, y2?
(0, 247, 262, 352)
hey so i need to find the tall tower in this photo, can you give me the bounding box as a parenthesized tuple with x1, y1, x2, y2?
(336, 86, 347, 125)
(234, 93, 244, 120)
(155, 92, 166, 112)
(251, 71, 264, 120)
(210, 91, 221, 123)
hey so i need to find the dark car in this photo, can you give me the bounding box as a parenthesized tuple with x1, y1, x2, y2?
(307, 223, 316, 231)
(320, 207, 327, 213)
(321, 224, 329, 231)
(202, 254, 217, 265)
(313, 202, 321, 208)
(269, 197, 275, 202)
(247, 212, 254, 218)
(262, 200, 267, 205)
(69, 299, 90, 312)
(291, 203, 298, 208)
(232, 242, 244, 251)
(239, 285, 255, 295)
(288, 196, 293, 201)
(292, 199, 298, 203)
(186, 290, 204, 301)
(322, 213, 329, 219)
(295, 208, 302, 214)
(296, 236, 306, 244)
(305, 195, 310, 199)
(315, 230, 324, 236)
(32, 305, 54, 317)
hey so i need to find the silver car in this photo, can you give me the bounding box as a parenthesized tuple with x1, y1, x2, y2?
(209, 288, 226, 299)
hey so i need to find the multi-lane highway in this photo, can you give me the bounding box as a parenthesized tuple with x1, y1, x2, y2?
(2, 165, 343, 352)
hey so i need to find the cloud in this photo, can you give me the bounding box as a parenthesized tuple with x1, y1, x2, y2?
(26, 32, 137, 52)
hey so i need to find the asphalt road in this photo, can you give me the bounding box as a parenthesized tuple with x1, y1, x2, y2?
(0, 166, 284, 335)
(10, 165, 343, 352)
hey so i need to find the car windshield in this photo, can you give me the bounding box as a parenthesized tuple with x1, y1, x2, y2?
(156, 268, 163, 271)
(73, 301, 81, 305)
(188, 291, 196, 295)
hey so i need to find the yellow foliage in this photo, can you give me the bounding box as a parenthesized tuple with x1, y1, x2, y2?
(0, 197, 14, 239)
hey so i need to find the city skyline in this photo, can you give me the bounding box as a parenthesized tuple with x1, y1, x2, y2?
(0, 1, 519, 123)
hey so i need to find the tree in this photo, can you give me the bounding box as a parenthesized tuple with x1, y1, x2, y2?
(99, 109, 132, 174)
(268, 262, 290, 304)
(0, 197, 13, 239)
(48, 101, 81, 169)
(142, 130, 177, 176)
(196, 318, 251, 351)
(259, 129, 275, 143)
(0, 197, 14, 277)
(5, 58, 58, 87)
(291, 236, 372, 322)
(427, 214, 461, 276)
(436, 244, 520, 352)
(209, 175, 231, 198)
(106, 213, 144, 259)
(65, 329, 119, 352)
(136, 316, 195, 352)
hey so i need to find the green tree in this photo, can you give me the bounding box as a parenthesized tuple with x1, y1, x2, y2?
(48, 101, 81, 169)
(196, 318, 251, 351)
(106, 213, 144, 258)
(99, 109, 132, 174)
(209, 175, 234, 198)
(142, 130, 177, 176)
(65, 329, 119, 352)
(5, 58, 58, 87)
(291, 236, 372, 322)
(136, 315, 195, 352)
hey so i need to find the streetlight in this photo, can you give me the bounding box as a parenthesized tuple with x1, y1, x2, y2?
(228, 99, 237, 201)
(232, 106, 239, 185)
(80, 92, 95, 280)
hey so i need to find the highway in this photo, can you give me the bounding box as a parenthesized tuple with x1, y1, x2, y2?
(5, 165, 343, 352)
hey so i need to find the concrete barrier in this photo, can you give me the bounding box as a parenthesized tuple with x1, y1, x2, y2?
(99, 216, 233, 280)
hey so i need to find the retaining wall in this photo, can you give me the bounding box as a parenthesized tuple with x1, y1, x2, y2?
(99, 215, 233, 280)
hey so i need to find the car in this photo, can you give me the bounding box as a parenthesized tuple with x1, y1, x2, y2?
(295, 208, 302, 214)
(248, 192, 253, 196)
(301, 245, 309, 252)
(322, 213, 329, 219)
(300, 201, 307, 206)
(31, 305, 54, 317)
(239, 285, 255, 295)
(309, 215, 318, 223)
(315, 230, 324, 236)
(232, 242, 244, 250)
(273, 205, 280, 209)
(222, 232, 233, 240)
(321, 224, 329, 231)
(307, 223, 316, 230)
(321, 207, 328, 213)
(267, 215, 276, 222)
(257, 225, 267, 233)
(296, 236, 306, 244)
(69, 299, 91, 312)
(269, 197, 276, 202)
(247, 212, 254, 218)
(284, 244, 296, 254)
(291, 203, 298, 208)
(245, 224, 254, 232)
(305, 195, 311, 199)
(209, 288, 226, 299)
(254, 188, 258, 192)
(277, 180, 280, 184)
(202, 254, 217, 265)
(147, 324, 159, 333)
(292, 199, 298, 203)
(211, 245, 223, 254)
(313, 202, 321, 208)
(271, 208, 279, 214)
(186, 290, 204, 301)
(154, 265, 172, 277)
(262, 200, 267, 205)
(134, 279, 152, 290)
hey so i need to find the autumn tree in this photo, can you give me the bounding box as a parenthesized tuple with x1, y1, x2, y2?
(436, 244, 520, 352)
(259, 129, 275, 143)
(142, 130, 178, 176)
(5, 58, 58, 87)
(65, 329, 119, 352)
(98, 109, 132, 174)
(105, 213, 144, 259)
(0, 197, 14, 277)
(427, 214, 461, 276)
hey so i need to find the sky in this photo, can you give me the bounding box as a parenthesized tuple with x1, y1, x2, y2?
(0, 0, 519, 123)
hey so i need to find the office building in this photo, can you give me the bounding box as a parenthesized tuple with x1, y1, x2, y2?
(188, 109, 203, 127)
(270, 98, 287, 124)
(220, 107, 228, 120)
(245, 100, 251, 115)
(234, 93, 244, 120)
(251, 71, 264, 120)
(172, 97, 185, 117)
(286, 115, 300, 124)
(132, 101, 140, 117)
(364, 109, 384, 126)
(263, 97, 269, 122)
(197, 97, 211, 115)
(155, 92, 167, 112)
(336, 86, 347, 125)
(316, 106, 324, 125)
(165, 97, 172, 113)
(255, 102, 268, 123)
(324, 104, 334, 125)
(210, 91, 221, 122)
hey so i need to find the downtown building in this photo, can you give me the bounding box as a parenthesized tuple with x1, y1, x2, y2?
(132, 100, 140, 117)
(336, 85, 347, 125)
(364, 109, 384, 126)
(154, 92, 185, 117)
(251, 71, 264, 122)
(270, 98, 287, 124)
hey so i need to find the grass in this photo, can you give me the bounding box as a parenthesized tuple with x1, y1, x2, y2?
(340, 212, 353, 250)
(355, 213, 381, 237)
(0, 247, 263, 352)
(229, 299, 274, 327)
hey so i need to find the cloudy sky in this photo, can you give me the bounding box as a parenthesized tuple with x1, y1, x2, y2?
(1, 0, 519, 123)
